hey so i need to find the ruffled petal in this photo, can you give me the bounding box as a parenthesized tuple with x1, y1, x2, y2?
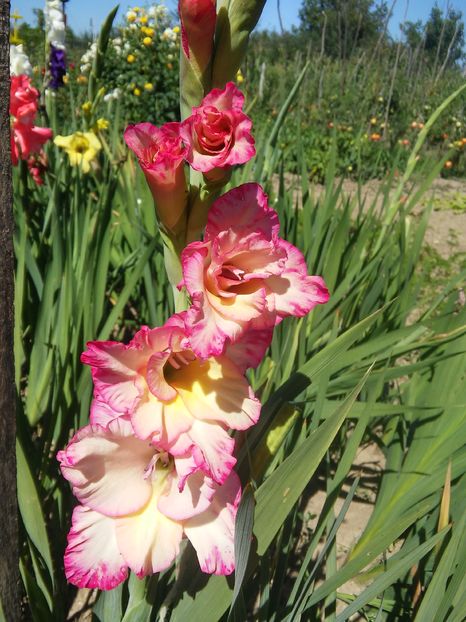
(189, 419, 236, 484)
(158, 469, 216, 521)
(81, 340, 142, 411)
(201, 82, 245, 111)
(64, 505, 127, 590)
(89, 398, 124, 426)
(267, 272, 330, 318)
(205, 183, 279, 241)
(184, 470, 241, 576)
(224, 327, 273, 373)
(58, 418, 154, 517)
(115, 487, 183, 577)
(173, 357, 261, 430)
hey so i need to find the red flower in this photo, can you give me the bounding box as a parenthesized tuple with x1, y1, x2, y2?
(12, 119, 53, 162)
(10, 75, 39, 124)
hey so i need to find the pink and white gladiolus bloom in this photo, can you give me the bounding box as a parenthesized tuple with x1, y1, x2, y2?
(81, 312, 261, 485)
(124, 122, 188, 234)
(181, 183, 330, 358)
(58, 417, 241, 588)
(180, 82, 255, 180)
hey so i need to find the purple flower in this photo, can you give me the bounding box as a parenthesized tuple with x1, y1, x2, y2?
(49, 45, 66, 89)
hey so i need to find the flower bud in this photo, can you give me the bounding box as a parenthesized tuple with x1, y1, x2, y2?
(178, 0, 216, 118)
(124, 122, 188, 235)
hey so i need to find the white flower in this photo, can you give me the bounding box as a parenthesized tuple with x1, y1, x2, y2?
(103, 87, 122, 102)
(45, 0, 66, 49)
(80, 42, 97, 73)
(162, 27, 177, 42)
(10, 44, 32, 76)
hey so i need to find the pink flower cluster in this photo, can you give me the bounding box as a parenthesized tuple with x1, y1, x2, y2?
(10, 75, 52, 183)
(59, 86, 329, 589)
(124, 82, 255, 232)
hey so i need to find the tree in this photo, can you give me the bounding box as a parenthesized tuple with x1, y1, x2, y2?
(0, 1, 23, 620)
(402, 4, 465, 69)
(425, 4, 464, 67)
(298, 0, 389, 59)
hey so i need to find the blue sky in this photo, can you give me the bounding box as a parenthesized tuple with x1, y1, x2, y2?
(11, 0, 466, 38)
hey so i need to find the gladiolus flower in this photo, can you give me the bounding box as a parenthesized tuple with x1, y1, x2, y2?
(81, 313, 262, 485)
(180, 183, 329, 358)
(54, 131, 101, 173)
(27, 151, 48, 185)
(10, 44, 32, 76)
(124, 122, 188, 233)
(12, 120, 53, 162)
(180, 82, 255, 178)
(58, 418, 241, 588)
(49, 45, 67, 89)
(178, 0, 216, 73)
(10, 75, 39, 123)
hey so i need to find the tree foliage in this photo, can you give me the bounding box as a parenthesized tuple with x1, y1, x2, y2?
(298, 0, 389, 59)
(401, 3, 465, 68)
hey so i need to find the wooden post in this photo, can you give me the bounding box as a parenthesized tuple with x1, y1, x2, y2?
(0, 2, 23, 620)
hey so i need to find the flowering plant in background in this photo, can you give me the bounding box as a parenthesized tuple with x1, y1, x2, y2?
(84, 4, 180, 123)
(54, 131, 102, 173)
(58, 0, 329, 592)
(10, 43, 32, 76)
(9, 74, 52, 182)
(45, 0, 67, 88)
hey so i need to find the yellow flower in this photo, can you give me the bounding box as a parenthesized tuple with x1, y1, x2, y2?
(143, 37, 152, 46)
(236, 69, 244, 84)
(133, 87, 141, 96)
(127, 54, 136, 63)
(127, 11, 137, 22)
(139, 15, 148, 24)
(370, 117, 377, 125)
(141, 26, 155, 36)
(63, 74, 69, 84)
(144, 82, 154, 91)
(81, 101, 92, 113)
(96, 118, 109, 130)
(132, 6, 140, 12)
(76, 75, 88, 85)
(173, 26, 180, 34)
(54, 132, 101, 174)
